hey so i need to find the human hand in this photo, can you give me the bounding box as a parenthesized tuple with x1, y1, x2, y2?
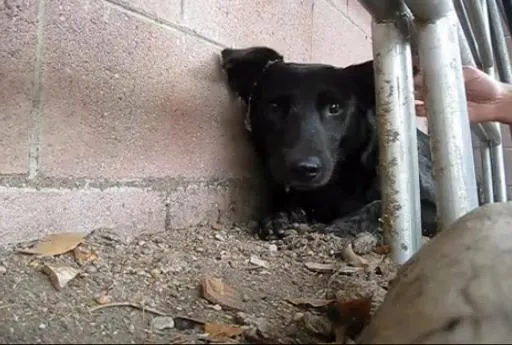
(414, 66, 509, 124)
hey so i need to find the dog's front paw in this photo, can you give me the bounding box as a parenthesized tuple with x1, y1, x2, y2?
(324, 200, 382, 237)
(324, 220, 360, 237)
(257, 208, 307, 240)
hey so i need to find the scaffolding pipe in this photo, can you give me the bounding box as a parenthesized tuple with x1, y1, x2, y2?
(454, 0, 483, 68)
(452, 1, 497, 203)
(489, 0, 512, 83)
(481, 146, 495, 202)
(476, 0, 509, 202)
(371, 20, 422, 264)
(461, 0, 503, 146)
(490, 0, 512, 145)
(405, 0, 480, 229)
(358, 0, 422, 264)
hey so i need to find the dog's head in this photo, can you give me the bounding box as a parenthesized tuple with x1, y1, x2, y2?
(220, 46, 377, 191)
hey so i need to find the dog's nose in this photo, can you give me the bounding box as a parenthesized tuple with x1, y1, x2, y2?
(291, 157, 322, 180)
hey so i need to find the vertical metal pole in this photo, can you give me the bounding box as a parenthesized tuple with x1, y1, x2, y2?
(411, 4, 479, 229)
(480, 0, 509, 202)
(453, 2, 497, 205)
(372, 20, 422, 264)
(481, 146, 495, 202)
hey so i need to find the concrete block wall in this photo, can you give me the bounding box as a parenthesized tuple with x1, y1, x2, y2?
(2, 0, 511, 246)
(0, 0, 374, 245)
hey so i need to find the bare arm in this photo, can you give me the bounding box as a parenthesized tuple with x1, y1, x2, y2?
(414, 66, 512, 126)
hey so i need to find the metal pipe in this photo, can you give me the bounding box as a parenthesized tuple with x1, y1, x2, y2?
(502, 0, 512, 34)
(481, 146, 495, 202)
(491, 144, 508, 200)
(453, 2, 498, 204)
(405, 0, 480, 229)
(358, 0, 415, 39)
(463, 0, 504, 145)
(479, 0, 509, 202)
(454, 0, 483, 68)
(371, 20, 422, 264)
(490, 0, 512, 142)
(489, 0, 512, 83)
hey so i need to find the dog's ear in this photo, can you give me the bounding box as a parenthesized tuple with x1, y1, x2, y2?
(341, 60, 376, 107)
(220, 47, 284, 104)
(339, 61, 378, 169)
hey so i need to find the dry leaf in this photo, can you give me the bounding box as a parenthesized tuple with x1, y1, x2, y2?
(42, 264, 81, 291)
(73, 246, 98, 266)
(18, 232, 86, 257)
(327, 298, 371, 342)
(204, 323, 244, 343)
(201, 276, 244, 311)
(341, 243, 368, 267)
(286, 298, 335, 308)
(304, 262, 336, 273)
(373, 244, 391, 255)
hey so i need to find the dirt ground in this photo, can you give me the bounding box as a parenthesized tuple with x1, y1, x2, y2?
(0, 221, 401, 344)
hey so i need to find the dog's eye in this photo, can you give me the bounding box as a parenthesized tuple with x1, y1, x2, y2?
(326, 103, 342, 116)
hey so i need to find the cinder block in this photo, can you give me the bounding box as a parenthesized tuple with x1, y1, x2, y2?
(347, 0, 372, 36)
(0, 0, 38, 174)
(183, 0, 314, 62)
(312, 0, 372, 67)
(167, 181, 262, 229)
(0, 186, 166, 245)
(40, 0, 256, 179)
(109, 0, 181, 23)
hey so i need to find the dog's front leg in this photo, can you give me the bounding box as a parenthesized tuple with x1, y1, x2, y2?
(257, 188, 308, 240)
(324, 200, 382, 238)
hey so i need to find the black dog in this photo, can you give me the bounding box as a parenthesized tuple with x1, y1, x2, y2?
(220, 46, 437, 240)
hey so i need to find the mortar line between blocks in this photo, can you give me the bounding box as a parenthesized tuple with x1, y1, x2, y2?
(323, 0, 370, 39)
(28, 0, 46, 179)
(103, 0, 225, 48)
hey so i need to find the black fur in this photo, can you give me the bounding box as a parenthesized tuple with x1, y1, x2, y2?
(220, 46, 437, 240)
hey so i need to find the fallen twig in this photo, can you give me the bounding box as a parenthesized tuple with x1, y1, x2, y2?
(88, 302, 168, 316)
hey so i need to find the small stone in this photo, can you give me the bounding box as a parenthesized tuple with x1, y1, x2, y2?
(295, 223, 312, 233)
(249, 255, 269, 268)
(197, 333, 209, 340)
(352, 232, 378, 255)
(151, 316, 175, 331)
(293, 312, 305, 321)
(0, 266, 6, 275)
(211, 304, 222, 311)
(150, 268, 161, 277)
(268, 244, 278, 253)
(39, 323, 46, 329)
(195, 247, 204, 253)
(138, 240, 146, 246)
(95, 294, 112, 305)
(214, 233, 225, 241)
(85, 265, 98, 274)
(211, 223, 223, 230)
